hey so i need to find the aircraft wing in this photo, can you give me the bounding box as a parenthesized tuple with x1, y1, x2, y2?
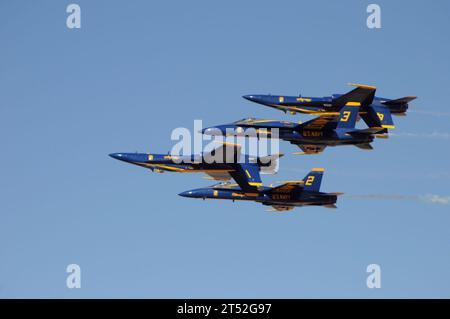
(203, 171, 232, 181)
(298, 115, 338, 131)
(270, 180, 305, 193)
(333, 83, 376, 108)
(203, 142, 241, 163)
(267, 205, 295, 212)
(293, 144, 327, 155)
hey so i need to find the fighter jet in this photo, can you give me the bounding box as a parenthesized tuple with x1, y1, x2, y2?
(179, 168, 343, 212)
(202, 100, 388, 155)
(109, 142, 283, 191)
(243, 83, 416, 127)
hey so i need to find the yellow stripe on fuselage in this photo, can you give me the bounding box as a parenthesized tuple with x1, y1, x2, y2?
(232, 192, 245, 197)
(249, 182, 263, 187)
(152, 164, 231, 173)
(151, 164, 187, 172)
(287, 107, 340, 116)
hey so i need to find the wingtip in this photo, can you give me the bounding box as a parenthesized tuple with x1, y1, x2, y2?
(347, 82, 377, 90)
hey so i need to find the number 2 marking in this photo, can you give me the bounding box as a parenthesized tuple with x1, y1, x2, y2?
(305, 176, 315, 186)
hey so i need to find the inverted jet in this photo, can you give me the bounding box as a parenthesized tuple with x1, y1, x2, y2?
(243, 83, 416, 127)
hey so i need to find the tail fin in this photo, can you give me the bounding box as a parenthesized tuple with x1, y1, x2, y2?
(336, 105, 359, 130)
(303, 168, 324, 192)
(333, 83, 376, 108)
(361, 105, 395, 129)
(229, 163, 262, 192)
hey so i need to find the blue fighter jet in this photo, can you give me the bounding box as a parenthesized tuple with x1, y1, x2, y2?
(243, 83, 416, 128)
(179, 168, 343, 212)
(110, 142, 283, 191)
(202, 100, 389, 154)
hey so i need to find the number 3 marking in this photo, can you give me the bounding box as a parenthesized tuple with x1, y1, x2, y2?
(340, 111, 351, 122)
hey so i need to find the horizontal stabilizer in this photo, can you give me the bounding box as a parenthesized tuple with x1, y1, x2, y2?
(294, 144, 326, 155)
(382, 96, 417, 105)
(354, 143, 374, 150)
(310, 192, 344, 197)
(348, 127, 387, 135)
(327, 192, 344, 196)
(324, 204, 338, 209)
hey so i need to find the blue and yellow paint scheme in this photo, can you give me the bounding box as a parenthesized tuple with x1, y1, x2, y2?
(179, 168, 342, 212)
(203, 98, 388, 154)
(110, 143, 283, 192)
(243, 83, 416, 129)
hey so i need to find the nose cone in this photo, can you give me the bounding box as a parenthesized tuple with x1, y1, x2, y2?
(243, 95, 258, 102)
(109, 152, 148, 163)
(178, 190, 192, 198)
(179, 188, 210, 198)
(243, 94, 270, 105)
(109, 153, 125, 160)
(178, 190, 201, 198)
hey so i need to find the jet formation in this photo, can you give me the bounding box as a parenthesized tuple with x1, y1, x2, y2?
(110, 83, 416, 212)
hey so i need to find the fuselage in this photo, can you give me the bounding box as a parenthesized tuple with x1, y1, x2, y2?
(109, 152, 276, 173)
(179, 185, 338, 208)
(243, 94, 408, 114)
(202, 121, 374, 148)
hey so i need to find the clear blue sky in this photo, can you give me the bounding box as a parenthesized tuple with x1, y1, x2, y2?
(1, 0, 450, 298)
